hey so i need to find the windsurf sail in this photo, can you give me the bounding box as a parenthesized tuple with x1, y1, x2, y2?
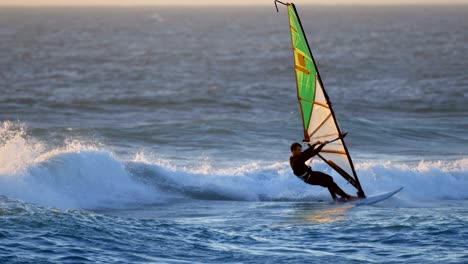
(275, 1, 366, 198)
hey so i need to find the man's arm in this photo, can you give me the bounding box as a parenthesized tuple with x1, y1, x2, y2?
(300, 142, 327, 162)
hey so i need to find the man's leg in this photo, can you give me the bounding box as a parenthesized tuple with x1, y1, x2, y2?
(306, 171, 350, 200)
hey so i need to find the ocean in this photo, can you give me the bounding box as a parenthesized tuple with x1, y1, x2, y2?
(0, 5, 467, 263)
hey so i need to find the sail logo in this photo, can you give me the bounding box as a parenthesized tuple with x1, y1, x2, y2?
(294, 51, 310, 75)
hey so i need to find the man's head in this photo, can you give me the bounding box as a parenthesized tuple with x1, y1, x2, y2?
(290, 142, 302, 156)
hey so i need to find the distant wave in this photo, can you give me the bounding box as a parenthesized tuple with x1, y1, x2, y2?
(0, 121, 467, 209)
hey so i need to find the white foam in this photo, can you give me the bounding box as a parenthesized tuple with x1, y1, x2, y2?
(355, 159, 468, 201)
(0, 122, 160, 209)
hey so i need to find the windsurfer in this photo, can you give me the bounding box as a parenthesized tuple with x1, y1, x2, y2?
(289, 142, 359, 202)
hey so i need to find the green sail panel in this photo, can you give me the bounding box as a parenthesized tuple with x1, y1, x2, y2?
(287, 4, 316, 140)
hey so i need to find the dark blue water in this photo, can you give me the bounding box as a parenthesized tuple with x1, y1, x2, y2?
(0, 6, 467, 263)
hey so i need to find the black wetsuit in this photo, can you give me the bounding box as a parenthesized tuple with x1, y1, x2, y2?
(289, 144, 350, 200)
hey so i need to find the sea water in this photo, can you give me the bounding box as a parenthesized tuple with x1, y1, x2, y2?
(0, 6, 467, 263)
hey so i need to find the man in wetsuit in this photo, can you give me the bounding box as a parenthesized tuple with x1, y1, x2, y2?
(289, 142, 358, 202)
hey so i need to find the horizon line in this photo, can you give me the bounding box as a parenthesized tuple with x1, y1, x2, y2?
(1, 3, 468, 7)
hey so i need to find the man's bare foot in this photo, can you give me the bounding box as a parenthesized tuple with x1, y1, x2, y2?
(347, 196, 360, 202)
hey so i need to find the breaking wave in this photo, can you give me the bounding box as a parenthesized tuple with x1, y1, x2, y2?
(0, 122, 467, 209)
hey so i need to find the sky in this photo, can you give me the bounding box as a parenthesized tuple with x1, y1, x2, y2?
(1, 0, 468, 6)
